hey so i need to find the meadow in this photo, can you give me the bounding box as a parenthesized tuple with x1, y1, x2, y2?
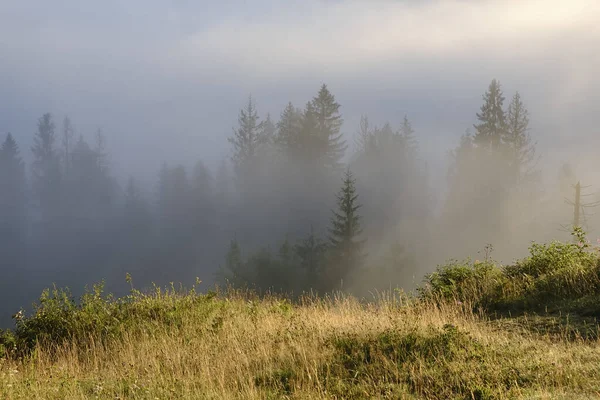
(2, 229, 600, 399)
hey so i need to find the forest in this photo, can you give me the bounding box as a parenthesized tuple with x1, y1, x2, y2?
(0, 79, 580, 327)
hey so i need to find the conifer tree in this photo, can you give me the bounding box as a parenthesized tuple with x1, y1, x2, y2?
(215, 158, 232, 206)
(311, 84, 347, 171)
(0, 133, 27, 246)
(505, 92, 536, 184)
(473, 79, 506, 151)
(327, 168, 364, 288)
(259, 113, 276, 147)
(297, 101, 320, 162)
(120, 176, 154, 275)
(191, 160, 215, 233)
(399, 115, 418, 155)
(295, 226, 327, 290)
(220, 238, 247, 287)
(228, 95, 264, 185)
(191, 160, 214, 204)
(275, 102, 303, 158)
(62, 116, 75, 176)
(31, 113, 62, 220)
(354, 115, 376, 156)
(123, 177, 153, 243)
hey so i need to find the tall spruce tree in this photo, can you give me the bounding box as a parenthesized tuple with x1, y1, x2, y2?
(505, 92, 536, 184)
(219, 238, 247, 288)
(0, 133, 27, 247)
(295, 226, 327, 291)
(31, 113, 62, 221)
(122, 176, 154, 270)
(62, 116, 75, 177)
(354, 115, 376, 156)
(311, 84, 346, 171)
(260, 113, 276, 147)
(399, 115, 418, 155)
(473, 79, 506, 151)
(327, 168, 364, 289)
(275, 102, 303, 158)
(228, 95, 264, 186)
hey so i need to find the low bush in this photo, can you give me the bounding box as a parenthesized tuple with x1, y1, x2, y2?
(421, 228, 600, 315)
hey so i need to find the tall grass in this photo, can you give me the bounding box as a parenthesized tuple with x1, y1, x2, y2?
(2, 230, 600, 399)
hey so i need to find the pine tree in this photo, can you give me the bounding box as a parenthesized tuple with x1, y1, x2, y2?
(354, 115, 376, 156)
(120, 176, 154, 275)
(215, 158, 232, 206)
(123, 177, 152, 239)
(399, 115, 418, 155)
(228, 95, 264, 185)
(192, 160, 214, 202)
(327, 169, 364, 288)
(31, 113, 62, 221)
(220, 238, 247, 287)
(62, 116, 75, 176)
(505, 92, 536, 184)
(259, 113, 276, 147)
(311, 84, 347, 171)
(473, 79, 506, 151)
(295, 226, 327, 291)
(275, 102, 303, 158)
(0, 133, 27, 246)
(94, 129, 109, 174)
(298, 101, 320, 162)
(191, 160, 214, 231)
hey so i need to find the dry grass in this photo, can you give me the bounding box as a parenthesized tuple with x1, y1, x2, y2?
(1, 289, 600, 399)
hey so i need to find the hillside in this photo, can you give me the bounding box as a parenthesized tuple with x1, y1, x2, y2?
(2, 231, 600, 399)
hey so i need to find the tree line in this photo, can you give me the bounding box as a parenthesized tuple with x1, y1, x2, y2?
(0, 80, 544, 320)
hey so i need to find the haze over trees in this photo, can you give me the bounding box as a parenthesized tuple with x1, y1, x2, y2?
(0, 79, 580, 326)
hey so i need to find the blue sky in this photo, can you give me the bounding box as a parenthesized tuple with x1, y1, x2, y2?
(1, 0, 598, 186)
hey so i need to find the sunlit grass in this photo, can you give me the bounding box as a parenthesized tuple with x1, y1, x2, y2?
(1, 284, 599, 399)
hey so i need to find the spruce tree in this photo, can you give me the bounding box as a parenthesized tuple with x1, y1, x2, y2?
(327, 168, 364, 289)
(0, 133, 27, 245)
(399, 115, 418, 155)
(275, 102, 303, 158)
(220, 238, 247, 288)
(123, 177, 153, 244)
(62, 116, 75, 177)
(505, 92, 536, 184)
(295, 226, 327, 291)
(473, 79, 506, 151)
(259, 113, 276, 147)
(354, 115, 376, 156)
(121, 176, 154, 275)
(228, 95, 263, 185)
(31, 113, 62, 221)
(311, 84, 347, 171)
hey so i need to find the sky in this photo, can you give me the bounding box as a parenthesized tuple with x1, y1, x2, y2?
(1, 0, 599, 188)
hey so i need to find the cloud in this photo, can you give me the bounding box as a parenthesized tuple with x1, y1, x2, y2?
(0, 0, 598, 184)
(170, 0, 599, 79)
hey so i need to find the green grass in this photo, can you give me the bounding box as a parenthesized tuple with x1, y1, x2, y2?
(2, 229, 600, 399)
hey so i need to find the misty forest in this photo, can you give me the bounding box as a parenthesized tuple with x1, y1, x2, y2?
(0, 79, 582, 327)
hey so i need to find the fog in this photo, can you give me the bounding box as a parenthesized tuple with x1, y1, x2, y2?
(1, 0, 599, 327)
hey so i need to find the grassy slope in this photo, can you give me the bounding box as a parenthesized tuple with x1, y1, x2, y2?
(2, 230, 600, 399)
(0, 288, 599, 399)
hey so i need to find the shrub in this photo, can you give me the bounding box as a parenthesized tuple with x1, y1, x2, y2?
(7, 279, 217, 356)
(418, 260, 504, 307)
(420, 228, 600, 315)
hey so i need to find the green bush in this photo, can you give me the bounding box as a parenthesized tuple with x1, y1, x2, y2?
(418, 260, 504, 307)
(6, 279, 217, 357)
(420, 228, 600, 315)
